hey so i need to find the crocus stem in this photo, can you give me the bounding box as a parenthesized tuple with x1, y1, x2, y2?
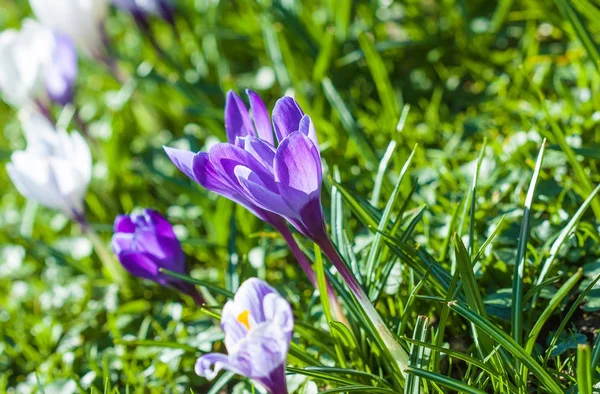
(278, 226, 347, 324)
(82, 224, 128, 284)
(190, 289, 205, 306)
(319, 236, 409, 376)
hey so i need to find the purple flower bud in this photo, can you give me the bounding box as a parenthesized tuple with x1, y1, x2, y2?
(112, 209, 202, 302)
(45, 32, 78, 106)
(112, 0, 175, 27)
(196, 278, 292, 394)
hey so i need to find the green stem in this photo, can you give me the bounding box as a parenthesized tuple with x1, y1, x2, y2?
(320, 236, 408, 378)
(84, 226, 128, 284)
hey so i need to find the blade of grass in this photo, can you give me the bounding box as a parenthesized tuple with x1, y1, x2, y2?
(450, 302, 563, 394)
(454, 234, 494, 357)
(404, 366, 487, 394)
(533, 184, 600, 307)
(544, 271, 600, 367)
(552, 0, 600, 74)
(535, 87, 600, 219)
(370, 140, 398, 207)
(577, 344, 593, 394)
(404, 316, 429, 394)
(365, 146, 417, 290)
(322, 78, 378, 166)
(511, 140, 546, 349)
(358, 32, 400, 129)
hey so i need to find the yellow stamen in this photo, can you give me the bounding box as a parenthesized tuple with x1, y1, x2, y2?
(237, 310, 251, 330)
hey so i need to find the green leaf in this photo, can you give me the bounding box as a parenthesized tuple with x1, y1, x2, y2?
(404, 366, 487, 394)
(404, 316, 429, 394)
(511, 140, 546, 348)
(358, 33, 400, 129)
(450, 302, 563, 394)
(577, 344, 593, 394)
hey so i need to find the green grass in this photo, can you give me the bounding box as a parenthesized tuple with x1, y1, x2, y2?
(1, 0, 600, 393)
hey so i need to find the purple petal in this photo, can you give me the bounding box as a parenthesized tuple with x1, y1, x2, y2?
(116, 251, 160, 282)
(231, 278, 277, 324)
(208, 143, 275, 191)
(274, 131, 322, 204)
(195, 353, 246, 381)
(272, 96, 304, 143)
(262, 292, 294, 336)
(298, 115, 319, 148)
(243, 136, 276, 172)
(225, 91, 255, 143)
(192, 151, 282, 225)
(46, 32, 78, 106)
(247, 90, 274, 145)
(235, 166, 296, 219)
(231, 324, 289, 385)
(274, 132, 325, 239)
(164, 146, 196, 180)
(114, 215, 135, 233)
(142, 209, 178, 239)
(112, 232, 133, 255)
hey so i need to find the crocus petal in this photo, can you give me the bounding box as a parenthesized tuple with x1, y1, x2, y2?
(143, 209, 179, 239)
(262, 292, 294, 336)
(231, 324, 289, 384)
(274, 132, 325, 239)
(231, 277, 277, 324)
(111, 232, 133, 254)
(274, 131, 322, 208)
(298, 114, 318, 148)
(243, 136, 276, 172)
(225, 90, 255, 143)
(191, 152, 281, 225)
(116, 251, 160, 281)
(208, 143, 275, 192)
(7, 153, 70, 215)
(272, 96, 304, 143)
(195, 353, 246, 381)
(45, 32, 77, 106)
(164, 146, 196, 180)
(235, 166, 296, 219)
(114, 214, 135, 233)
(247, 89, 274, 145)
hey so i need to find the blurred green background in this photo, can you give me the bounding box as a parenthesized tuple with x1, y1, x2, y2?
(1, 0, 600, 392)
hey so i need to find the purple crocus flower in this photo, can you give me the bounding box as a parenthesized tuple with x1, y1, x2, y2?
(111, 209, 203, 304)
(45, 32, 78, 106)
(166, 91, 408, 373)
(196, 278, 292, 394)
(165, 91, 330, 296)
(164, 91, 344, 321)
(112, 0, 175, 28)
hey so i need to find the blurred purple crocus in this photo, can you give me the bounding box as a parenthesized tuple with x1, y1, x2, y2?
(196, 278, 292, 394)
(45, 31, 78, 106)
(112, 209, 203, 304)
(112, 0, 175, 28)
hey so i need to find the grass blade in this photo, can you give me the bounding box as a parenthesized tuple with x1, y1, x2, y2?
(511, 140, 546, 348)
(450, 302, 563, 394)
(404, 316, 429, 394)
(577, 344, 593, 394)
(404, 366, 487, 394)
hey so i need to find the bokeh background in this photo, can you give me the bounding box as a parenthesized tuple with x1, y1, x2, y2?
(1, 0, 600, 392)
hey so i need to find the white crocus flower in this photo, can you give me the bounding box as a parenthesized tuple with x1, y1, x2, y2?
(0, 19, 78, 108)
(29, 0, 109, 59)
(7, 111, 92, 222)
(0, 19, 55, 107)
